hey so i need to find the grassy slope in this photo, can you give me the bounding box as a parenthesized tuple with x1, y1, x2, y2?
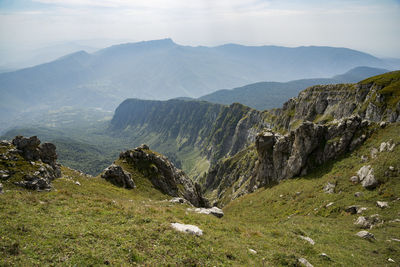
(1, 124, 399, 266)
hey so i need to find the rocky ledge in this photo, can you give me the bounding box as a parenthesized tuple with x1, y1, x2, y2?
(118, 144, 209, 207)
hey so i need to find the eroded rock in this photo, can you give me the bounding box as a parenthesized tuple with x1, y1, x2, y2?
(187, 207, 224, 218)
(356, 230, 374, 240)
(357, 165, 378, 189)
(101, 164, 135, 189)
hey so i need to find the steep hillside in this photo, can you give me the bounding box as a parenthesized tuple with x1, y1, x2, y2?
(110, 99, 267, 178)
(1, 124, 399, 266)
(0, 39, 390, 132)
(199, 67, 390, 111)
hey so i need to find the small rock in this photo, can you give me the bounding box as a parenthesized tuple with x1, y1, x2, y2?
(188, 207, 224, 218)
(171, 223, 203, 236)
(376, 201, 389, 209)
(379, 121, 387, 128)
(388, 258, 395, 263)
(370, 148, 379, 159)
(345, 205, 359, 214)
(354, 192, 363, 197)
(299, 235, 315, 245)
(298, 257, 313, 267)
(391, 238, 400, 242)
(356, 230, 374, 240)
(360, 155, 368, 162)
(357, 207, 367, 214)
(279, 194, 283, 198)
(248, 249, 257, 254)
(0, 183, 3, 194)
(323, 182, 335, 194)
(75, 181, 81, 186)
(389, 166, 395, 171)
(354, 216, 371, 229)
(326, 202, 334, 208)
(357, 165, 378, 189)
(319, 253, 331, 260)
(350, 176, 359, 184)
(170, 197, 187, 204)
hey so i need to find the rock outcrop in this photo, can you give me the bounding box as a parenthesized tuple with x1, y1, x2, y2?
(101, 164, 136, 189)
(1, 136, 61, 191)
(249, 116, 369, 190)
(119, 145, 209, 207)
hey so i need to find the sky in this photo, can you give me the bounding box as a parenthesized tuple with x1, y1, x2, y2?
(0, 0, 400, 63)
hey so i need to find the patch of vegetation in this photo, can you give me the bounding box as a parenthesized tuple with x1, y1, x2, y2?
(0, 124, 399, 266)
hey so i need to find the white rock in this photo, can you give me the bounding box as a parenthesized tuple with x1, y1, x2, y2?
(388, 258, 395, 263)
(248, 248, 257, 254)
(389, 166, 395, 171)
(187, 207, 224, 218)
(319, 253, 331, 260)
(356, 230, 374, 240)
(391, 238, 400, 242)
(357, 165, 378, 189)
(354, 192, 363, 197)
(376, 201, 389, 208)
(299, 235, 315, 245)
(370, 148, 379, 159)
(354, 216, 371, 229)
(171, 223, 203, 236)
(357, 207, 368, 214)
(298, 257, 313, 267)
(326, 202, 334, 208)
(75, 181, 81, 186)
(350, 176, 359, 184)
(0, 183, 3, 194)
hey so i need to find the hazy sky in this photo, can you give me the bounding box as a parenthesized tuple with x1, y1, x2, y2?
(0, 0, 400, 58)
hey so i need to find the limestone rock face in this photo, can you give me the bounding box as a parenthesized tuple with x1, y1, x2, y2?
(250, 116, 369, 190)
(101, 164, 135, 189)
(120, 145, 209, 207)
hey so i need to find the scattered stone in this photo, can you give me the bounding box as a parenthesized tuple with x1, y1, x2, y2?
(388, 258, 395, 263)
(299, 235, 315, 245)
(370, 148, 378, 159)
(169, 197, 188, 204)
(279, 194, 283, 198)
(391, 238, 400, 242)
(389, 166, 395, 171)
(170, 223, 203, 236)
(379, 121, 387, 128)
(356, 230, 374, 240)
(345, 205, 359, 214)
(319, 253, 331, 261)
(357, 165, 378, 189)
(248, 249, 257, 254)
(298, 257, 313, 267)
(376, 201, 389, 209)
(354, 192, 363, 197)
(101, 164, 135, 189)
(360, 155, 368, 162)
(350, 176, 359, 184)
(326, 202, 334, 208)
(188, 207, 224, 218)
(379, 140, 396, 152)
(357, 207, 367, 214)
(354, 216, 371, 229)
(323, 182, 335, 194)
(75, 181, 81, 186)
(0, 183, 3, 194)
(14, 176, 52, 191)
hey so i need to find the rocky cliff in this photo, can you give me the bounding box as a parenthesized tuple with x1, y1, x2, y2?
(269, 71, 400, 131)
(110, 99, 267, 174)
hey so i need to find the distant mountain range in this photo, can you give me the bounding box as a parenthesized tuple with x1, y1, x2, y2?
(0, 38, 395, 131)
(198, 66, 390, 110)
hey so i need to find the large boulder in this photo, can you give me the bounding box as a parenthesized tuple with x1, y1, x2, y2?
(357, 165, 378, 189)
(101, 164, 135, 189)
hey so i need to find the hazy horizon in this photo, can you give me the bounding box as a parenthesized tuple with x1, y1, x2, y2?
(1, 0, 400, 68)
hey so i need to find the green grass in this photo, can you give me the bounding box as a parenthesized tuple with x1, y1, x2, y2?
(1, 124, 399, 266)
